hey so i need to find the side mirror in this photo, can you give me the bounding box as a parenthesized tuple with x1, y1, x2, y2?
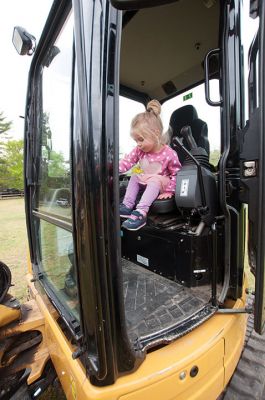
(12, 26, 36, 56)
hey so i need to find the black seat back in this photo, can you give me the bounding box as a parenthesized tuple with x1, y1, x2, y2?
(168, 105, 209, 164)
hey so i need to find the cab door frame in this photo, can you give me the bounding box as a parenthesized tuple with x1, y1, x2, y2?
(71, 0, 138, 385)
(239, 0, 265, 334)
(24, 0, 138, 386)
(255, 0, 265, 333)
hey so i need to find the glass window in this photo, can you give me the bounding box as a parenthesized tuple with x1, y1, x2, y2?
(241, 0, 259, 121)
(39, 220, 79, 321)
(39, 13, 73, 219)
(35, 12, 80, 327)
(119, 96, 145, 158)
(161, 83, 221, 166)
(118, 87, 221, 167)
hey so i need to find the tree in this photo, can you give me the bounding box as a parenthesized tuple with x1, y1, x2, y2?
(0, 157, 8, 189)
(0, 112, 12, 135)
(0, 111, 12, 158)
(41, 112, 52, 147)
(48, 150, 69, 177)
(0, 140, 24, 190)
(0, 112, 13, 189)
(40, 112, 68, 177)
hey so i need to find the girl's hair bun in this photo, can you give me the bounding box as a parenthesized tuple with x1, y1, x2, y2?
(146, 99, 161, 116)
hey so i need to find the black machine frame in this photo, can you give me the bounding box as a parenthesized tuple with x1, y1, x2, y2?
(21, 0, 265, 387)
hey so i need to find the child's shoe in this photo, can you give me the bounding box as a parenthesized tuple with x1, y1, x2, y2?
(119, 203, 133, 218)
(121, 210, 147, 231)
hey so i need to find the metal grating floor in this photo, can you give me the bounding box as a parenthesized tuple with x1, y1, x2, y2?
(122, 259, 208, 343)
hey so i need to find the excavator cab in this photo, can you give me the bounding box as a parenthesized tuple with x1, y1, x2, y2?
(2, 0, 265, 398)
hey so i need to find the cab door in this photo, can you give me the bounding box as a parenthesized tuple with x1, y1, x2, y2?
(254, 0, 265, 334)
(240, 0, 265, 334)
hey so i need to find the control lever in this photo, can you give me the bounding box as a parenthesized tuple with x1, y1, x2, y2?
(172, 137, 207, 208)
(180, 125, 197, 150)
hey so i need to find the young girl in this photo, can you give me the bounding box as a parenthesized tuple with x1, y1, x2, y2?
(119, 99, 181, 231)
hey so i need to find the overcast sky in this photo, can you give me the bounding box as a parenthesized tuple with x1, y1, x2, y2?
(0, 0, 53, 139)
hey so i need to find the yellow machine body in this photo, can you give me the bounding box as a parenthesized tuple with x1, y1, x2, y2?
(25, 274, 247, 400)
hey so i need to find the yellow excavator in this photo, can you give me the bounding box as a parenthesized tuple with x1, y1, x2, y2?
(1, 0, 265, 398)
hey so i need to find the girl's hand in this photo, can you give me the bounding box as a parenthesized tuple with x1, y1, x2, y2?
(158, 192, 173, 200)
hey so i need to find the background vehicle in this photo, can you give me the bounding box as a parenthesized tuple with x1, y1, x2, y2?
(1, 0, 265, 399)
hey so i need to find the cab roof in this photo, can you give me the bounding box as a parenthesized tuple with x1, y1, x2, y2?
(120, 0, 220, 101)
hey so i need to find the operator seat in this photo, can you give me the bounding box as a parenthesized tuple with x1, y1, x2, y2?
(168, 105, 209, 164)
(151, 105, 209, 214)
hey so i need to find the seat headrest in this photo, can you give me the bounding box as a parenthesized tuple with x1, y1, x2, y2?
(169, 105, 198, 137)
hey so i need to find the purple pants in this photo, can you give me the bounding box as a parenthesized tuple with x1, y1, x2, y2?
(122, 174, 160, 214)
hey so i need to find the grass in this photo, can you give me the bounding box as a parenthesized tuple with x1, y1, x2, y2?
(0, 198, 66, 399)
(0, 198, 28, 301)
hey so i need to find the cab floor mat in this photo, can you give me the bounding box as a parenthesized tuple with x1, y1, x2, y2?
(122, 260, 208, 342)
